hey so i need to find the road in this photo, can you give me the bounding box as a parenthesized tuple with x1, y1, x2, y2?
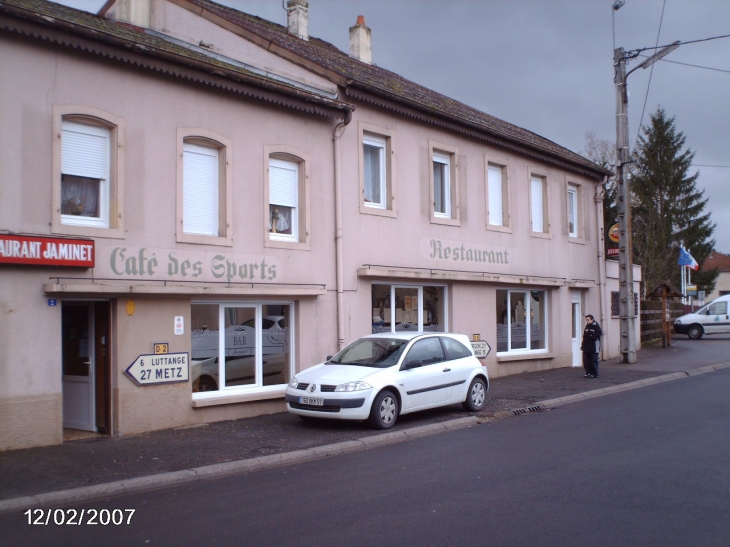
(4, 367, 729, 547)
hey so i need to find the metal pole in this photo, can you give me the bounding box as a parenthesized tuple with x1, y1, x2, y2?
(614, 47, 637, 363)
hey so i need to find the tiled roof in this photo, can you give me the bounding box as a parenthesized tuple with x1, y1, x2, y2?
(0, 0, 351, 112)
(184, 0, 608, 177)
(703, 251, 730, 272)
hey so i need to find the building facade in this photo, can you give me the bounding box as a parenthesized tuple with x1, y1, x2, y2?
(1, 0, 631, 450)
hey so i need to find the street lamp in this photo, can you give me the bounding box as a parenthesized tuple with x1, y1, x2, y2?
(613, 39, 681, 364)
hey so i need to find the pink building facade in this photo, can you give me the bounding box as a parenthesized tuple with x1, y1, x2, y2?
(0, 0, 633, 450)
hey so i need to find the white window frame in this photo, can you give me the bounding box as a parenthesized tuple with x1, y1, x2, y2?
(191, 301, 295, 402)
(60, 120, 110, 228)
(487, 163, 505, 227)
(268, 157, 299, 243)
(363, 133, 387, 209)
(176, 129, 232, 246)
(52, 105, 125, 239)
(567, 184, 578, 238)
(432, 152, 451, 219)
(528, 170, 550, 238)
(183, 142, 220, 237)
(372, 282, 449, 333)
(496, 289, 549, 355)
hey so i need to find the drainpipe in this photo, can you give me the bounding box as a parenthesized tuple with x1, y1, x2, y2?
(333, 109, 353, 350)
(595, 177, 608, 361)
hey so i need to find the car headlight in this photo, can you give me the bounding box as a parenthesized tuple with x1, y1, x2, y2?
(288, 376, 299, 388)
(675, 319, 681, 325)
(334, 381, 372, 392)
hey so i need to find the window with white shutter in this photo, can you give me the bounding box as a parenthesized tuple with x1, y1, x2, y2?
(488, 165, 504, 226)
(269, 158, 298, 241)
(61, 120, 110, 228)
(183, 142, 219, 236)
(363, 134, 386, 209)
(567, 184, 578, 237)
(530, 176, 546, 233)
(433, 152, 451, 218)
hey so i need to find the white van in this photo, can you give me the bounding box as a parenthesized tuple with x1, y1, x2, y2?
(674, 294, 730, 339)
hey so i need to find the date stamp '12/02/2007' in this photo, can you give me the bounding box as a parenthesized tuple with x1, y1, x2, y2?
(24, 508, 135, 526)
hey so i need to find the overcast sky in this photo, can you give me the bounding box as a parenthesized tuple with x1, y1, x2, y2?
(57, 0, 730, 254)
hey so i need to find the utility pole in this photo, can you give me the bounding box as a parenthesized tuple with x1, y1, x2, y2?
(613, 39, 680, 364)
(614, 47, 636, 364)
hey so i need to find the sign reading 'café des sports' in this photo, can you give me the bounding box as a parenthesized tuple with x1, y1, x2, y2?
(0, 234, 94, 267)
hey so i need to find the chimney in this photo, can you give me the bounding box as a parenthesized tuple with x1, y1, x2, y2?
(287, 0, 309, 41)
(104, 0, 152, 28)
(349, 15, 372, 64)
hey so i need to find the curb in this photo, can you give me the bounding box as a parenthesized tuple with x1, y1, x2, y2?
(2, 363, 729, 516)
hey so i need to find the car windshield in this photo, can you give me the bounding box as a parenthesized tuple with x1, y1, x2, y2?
(328, 338, 408, 368)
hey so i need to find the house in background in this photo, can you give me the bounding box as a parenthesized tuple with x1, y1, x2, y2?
(0, 0, 633, 450)
(702, 251, 730, 300)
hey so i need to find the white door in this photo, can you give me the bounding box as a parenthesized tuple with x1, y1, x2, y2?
(62, 303, 96, 431)
(703, 300, 729, 334)
(571, 292, 582, 367)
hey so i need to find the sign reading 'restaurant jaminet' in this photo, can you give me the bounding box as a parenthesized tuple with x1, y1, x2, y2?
(0, 234, 94, 267)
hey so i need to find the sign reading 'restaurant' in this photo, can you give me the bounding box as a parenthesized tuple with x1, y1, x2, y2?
(0, 234, 94, 267)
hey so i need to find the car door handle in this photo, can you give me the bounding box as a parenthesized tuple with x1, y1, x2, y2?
(443, 367, 451, 372)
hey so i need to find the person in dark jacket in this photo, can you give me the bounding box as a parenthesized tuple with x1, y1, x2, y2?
(581, 314, 602, 378)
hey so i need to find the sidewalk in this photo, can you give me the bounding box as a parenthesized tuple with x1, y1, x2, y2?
(1, 336, 728, 512)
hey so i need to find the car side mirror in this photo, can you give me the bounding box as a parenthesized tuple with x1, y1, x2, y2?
(403, 360, 423, 370)
(326, 355, 333, 361)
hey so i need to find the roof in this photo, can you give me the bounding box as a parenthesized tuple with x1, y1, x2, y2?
(702, 251, 730, 272)
(180, 0, 609, 178)
(0, 0, 352, 114)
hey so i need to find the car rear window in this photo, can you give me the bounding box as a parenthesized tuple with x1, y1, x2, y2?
(440, 337, 473, 360)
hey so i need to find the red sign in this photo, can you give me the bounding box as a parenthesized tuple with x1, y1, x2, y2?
(0, 234, 94, 267)
(607, 248, 619, 257)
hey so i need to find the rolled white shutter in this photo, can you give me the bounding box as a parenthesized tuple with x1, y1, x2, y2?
(488, 166, 503, 226)
(62, 121, 109, 179)
(183, 143, 219, 236)
(269, 158, 298, 207)
(530, 177, 544, 232)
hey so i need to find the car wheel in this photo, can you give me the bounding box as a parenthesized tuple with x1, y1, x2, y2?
(462, 377, 487, 412)
(687, 325, 703, 340)
(197, 376, 218, 392)
(368, 390, 399, 429)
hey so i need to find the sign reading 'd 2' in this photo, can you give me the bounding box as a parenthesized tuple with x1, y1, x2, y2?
(0, 234, 94, 267)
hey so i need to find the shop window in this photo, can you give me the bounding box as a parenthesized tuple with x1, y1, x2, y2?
(177, 129, 232, 246)
(496, 289, 547, 354)
(191, 303, 292, 395)
(372, 284, 446, 333)
(359, 124, 396, 217)
(52, 105, 125, 238)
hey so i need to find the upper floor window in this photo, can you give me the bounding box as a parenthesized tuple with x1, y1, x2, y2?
(567, 184, 578, 237)
(432, 152, 451, 218)
(176, 129, 232, 246)
(183, 142, 220, 236)
(61, 120, 110, 228)
(487, 163, 508, 227)
(530, 175, 548, 234)
(269, 157, 299, 242)
(363, 133, 387, 208)
(52, 105, 125, 239)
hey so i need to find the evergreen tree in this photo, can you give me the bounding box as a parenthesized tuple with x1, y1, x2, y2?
(582, 131, 618, 255)
(630, 108, 717, 296)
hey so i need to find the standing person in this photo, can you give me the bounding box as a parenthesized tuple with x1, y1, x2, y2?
(581, 314, 602, 378)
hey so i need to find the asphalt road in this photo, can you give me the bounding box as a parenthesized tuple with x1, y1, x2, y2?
(4, 367, 729, 547)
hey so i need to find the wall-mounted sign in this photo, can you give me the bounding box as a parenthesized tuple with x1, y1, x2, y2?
(0, 234, 94, 267)
(125, 353, 189, 386)
(608, 223, 620, 244)
(470, 340, 492, 359)
(154, 343, 169, 354)
(607, 248, 619, 257)
(174, 316, 184, 335)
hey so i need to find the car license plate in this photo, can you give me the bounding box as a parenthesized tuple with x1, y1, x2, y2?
(299, 396, 324, 406)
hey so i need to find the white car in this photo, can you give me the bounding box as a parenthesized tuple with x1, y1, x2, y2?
(674, 294, 730, 339)
(285, 332, 489, 429)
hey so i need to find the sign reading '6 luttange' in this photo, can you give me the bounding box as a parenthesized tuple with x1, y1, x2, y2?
(0, 234, 94, 267)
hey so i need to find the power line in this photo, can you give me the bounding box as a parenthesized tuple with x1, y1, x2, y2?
(635, 33, 730, 54)
(659, 58, 730, 74)
(692, 164, 730, 168)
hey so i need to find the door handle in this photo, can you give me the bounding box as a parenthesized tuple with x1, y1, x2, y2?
(443, 367, 451, 372)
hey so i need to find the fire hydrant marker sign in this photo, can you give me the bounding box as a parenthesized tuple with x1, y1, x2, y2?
(126, 353, 189, 386)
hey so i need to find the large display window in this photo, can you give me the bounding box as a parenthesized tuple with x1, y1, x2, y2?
(496, 289, 547, 354)
(191, 302, 292, 395)
(372, 284, 446, 333)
